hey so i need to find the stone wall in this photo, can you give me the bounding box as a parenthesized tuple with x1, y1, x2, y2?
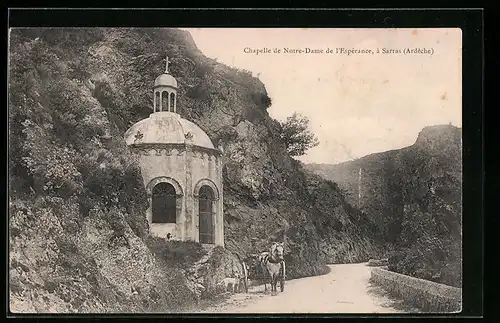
(370, 267, 461, 312)
(131, 144, 224, 246)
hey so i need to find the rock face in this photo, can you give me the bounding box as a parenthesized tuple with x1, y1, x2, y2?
(9, 28, 382, 312)
(307, 125, 462, 287)
(186, 246, 244, 298)
(9, 199, 191, 313)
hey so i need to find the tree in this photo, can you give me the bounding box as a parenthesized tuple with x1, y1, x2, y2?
(279, 112, 319, 157)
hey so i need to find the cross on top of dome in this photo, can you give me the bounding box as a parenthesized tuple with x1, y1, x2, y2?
(154, 54, 178, 90)
(164, 54, 171, 74)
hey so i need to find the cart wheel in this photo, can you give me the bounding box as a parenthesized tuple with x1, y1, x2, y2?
(242, 262, 249, 293)
(280, 261, 285, 292)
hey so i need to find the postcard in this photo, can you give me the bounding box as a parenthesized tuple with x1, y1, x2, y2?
(9, 25, 463, 314)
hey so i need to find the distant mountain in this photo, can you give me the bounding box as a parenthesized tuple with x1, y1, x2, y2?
(306, 125, 462, 287)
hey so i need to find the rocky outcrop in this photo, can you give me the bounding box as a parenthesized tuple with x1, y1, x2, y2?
(9, 199, 192, 313)
(185, 246, 243, 300)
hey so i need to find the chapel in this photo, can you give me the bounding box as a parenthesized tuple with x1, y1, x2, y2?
(124, 56, 224, 246)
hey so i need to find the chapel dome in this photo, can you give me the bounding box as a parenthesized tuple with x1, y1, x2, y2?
(124, 111, 214, 149)
(154, 73, 178, 88)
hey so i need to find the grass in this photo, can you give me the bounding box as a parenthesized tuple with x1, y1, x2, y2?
(145, 237, 207, 269)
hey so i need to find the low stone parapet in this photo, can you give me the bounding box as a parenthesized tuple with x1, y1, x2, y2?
(370, 267, 462, 313)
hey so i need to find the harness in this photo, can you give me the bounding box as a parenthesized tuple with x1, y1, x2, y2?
(265, 244, 284, 264)
(267, 255, 284, 264)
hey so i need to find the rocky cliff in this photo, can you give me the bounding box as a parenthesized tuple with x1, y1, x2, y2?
(307, 125, 462, 287)
(9, 28, 382, 313)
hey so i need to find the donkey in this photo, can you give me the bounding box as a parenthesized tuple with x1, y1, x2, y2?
(259, 242, 285, 295)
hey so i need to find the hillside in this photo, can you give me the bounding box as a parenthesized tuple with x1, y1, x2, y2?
(307, 125, 462, 287)
(9, 28, 382, 313)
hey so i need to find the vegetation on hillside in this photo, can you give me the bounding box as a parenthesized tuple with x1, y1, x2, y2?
(9, 28, 382, 312)
(8, 29, 216, 312)
(306, 125, 462, 287)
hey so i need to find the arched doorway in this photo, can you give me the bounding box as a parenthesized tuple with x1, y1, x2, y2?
(152, 182, 177, 223)
(198, 185, 215, 244)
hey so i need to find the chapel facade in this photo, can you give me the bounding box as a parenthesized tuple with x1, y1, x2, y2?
(124, 56, 224, 246)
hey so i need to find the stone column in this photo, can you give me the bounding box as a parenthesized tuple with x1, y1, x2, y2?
(174, 93, 177, 112)
(175, 194, 183, 239)
(184, 143, 195, 242)
(208, 154, 213, 179)
(212, 197, 218, 245)
(153, 91, 157, 113)
(139, 148, 154, 231)
(219, 195, 224, 247)
(217, 155, 224, 247)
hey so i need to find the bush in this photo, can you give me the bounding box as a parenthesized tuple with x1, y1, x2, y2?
(194, 64, 214, 78)
(388, 243, 461, 288)
(38, 28, 105, 51)
(146, 237, 207, 269)
(251, 91, 272, 109)
(164, 269, 197, 310)
(214, 125, 238, 143)
(279, 112, 319, 157)
(186, 84, 209, 100)
(9, 28, 149, 241)
(382, 174, 462, 288)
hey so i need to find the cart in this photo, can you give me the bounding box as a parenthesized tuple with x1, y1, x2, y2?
(239, 238, 287, 293)
(279, 260, 285, 292)
(239, 253, 266, 293)
(239, 253, 286, 293)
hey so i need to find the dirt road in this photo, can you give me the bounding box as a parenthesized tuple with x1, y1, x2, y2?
(195, 263, 420, 314)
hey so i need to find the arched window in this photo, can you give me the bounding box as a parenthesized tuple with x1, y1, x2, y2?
(170, 93, 176, 112)
(155, 91, 160, 112)
(152, 182, 176, 223)
(199, 185, 215, 244)
(162, 91, 169, 112)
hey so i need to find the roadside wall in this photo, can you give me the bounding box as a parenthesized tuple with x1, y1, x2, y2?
(370, 267, 462, 313)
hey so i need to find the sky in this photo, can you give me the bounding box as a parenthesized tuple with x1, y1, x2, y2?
(181, 28, 462, 164)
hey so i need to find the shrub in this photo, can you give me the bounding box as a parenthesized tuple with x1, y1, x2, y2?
(388, 243, 461, 288)
(279, 112, 319, 157)
(106, 208, 128, 238)
(194, 64, 214, 78)
(39, 28, 105, 50)
(214, 125, 238, 143)
(186, 84, 209, 100)
(146, 237, 207, 269)
(251, 91, 272, 109)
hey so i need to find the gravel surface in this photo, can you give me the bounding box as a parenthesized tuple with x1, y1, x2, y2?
(193, 263, 421, 314)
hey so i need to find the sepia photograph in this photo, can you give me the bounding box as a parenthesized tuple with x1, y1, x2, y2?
(8, 25, 463, 314)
